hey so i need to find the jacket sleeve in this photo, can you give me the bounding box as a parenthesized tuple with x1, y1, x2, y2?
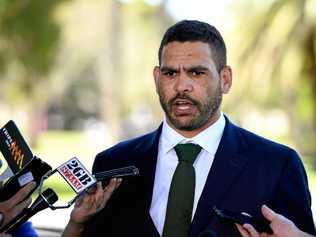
(82, 151, 115, 237)
(272, 148, 316, 235)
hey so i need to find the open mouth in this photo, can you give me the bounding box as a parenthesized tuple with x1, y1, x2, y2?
(172, 98, 196, 115)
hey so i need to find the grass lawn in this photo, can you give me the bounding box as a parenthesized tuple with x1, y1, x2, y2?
(32, 131, 109, 200)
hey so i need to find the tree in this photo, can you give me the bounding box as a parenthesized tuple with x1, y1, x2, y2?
(0, 0, 66, 142)
(234, 0, 316, 163)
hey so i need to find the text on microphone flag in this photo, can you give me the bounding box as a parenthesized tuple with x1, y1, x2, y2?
(57, 157, 96, 193)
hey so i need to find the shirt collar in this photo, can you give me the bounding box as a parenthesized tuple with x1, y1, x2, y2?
(160, 113, 226, 155)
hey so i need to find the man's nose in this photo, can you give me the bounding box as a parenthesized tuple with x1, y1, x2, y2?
(174, 73, 193, 93)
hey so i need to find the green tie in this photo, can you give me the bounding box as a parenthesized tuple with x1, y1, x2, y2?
(162, 143, 202, 237)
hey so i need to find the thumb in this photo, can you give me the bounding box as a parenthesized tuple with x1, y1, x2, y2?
(261, 205, 276, 221)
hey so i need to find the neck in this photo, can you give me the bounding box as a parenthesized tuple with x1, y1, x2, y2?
(167, 111, 221, 138)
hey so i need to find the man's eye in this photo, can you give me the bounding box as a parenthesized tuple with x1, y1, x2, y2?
(163, 71, 177, 77)
(191, 71, 204, 76)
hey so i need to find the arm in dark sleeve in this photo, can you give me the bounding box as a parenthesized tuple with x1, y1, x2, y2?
(272, 148, 316, 235)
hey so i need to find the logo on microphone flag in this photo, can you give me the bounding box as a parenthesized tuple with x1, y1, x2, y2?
(57, 157, 96, 193)
(0, 120, 34, 181)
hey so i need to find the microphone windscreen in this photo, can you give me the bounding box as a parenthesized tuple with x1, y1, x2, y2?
(31, 188, 59, 214)
(43, 188, 59, 205)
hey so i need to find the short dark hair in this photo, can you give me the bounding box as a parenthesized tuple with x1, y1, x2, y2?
(158, 20, 227, 72)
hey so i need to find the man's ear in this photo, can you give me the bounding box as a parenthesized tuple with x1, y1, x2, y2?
(153, 66, 160, 93)
(220, 66, 232, 94)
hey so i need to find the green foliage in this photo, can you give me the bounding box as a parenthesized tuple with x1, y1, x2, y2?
(119, 0, 173, 117)
(0, 0, 63, 75)
(234, 0, 316, 159)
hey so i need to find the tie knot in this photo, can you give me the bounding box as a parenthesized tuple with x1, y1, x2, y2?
(174, 143, 202, 164)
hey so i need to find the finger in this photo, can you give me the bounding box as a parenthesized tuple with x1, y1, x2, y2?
(74, 192, 86, 207)
(102, 179, 118, 201)
(12, 196, 32, 216)
(261, 205, 276, 221)
(85, 185, 97, 194)
(115, 178, 122, 189)
(105, 178, 117, 189)
(105, 179, 118, 193)
(95, 182, 105, 198)
(94, 182, 107, 209)
(79, 192, 94, 210)
(95, 179, 121, 210)
(9, 182, 36, 206)
(243, 223, 260, 237)
(236, 224, 250, 237)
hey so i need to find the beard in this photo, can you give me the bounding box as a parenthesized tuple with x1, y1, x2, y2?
(158, 84, 222, 131)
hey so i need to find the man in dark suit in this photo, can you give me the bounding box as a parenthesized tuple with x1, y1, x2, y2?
(62, 20, 316, 237)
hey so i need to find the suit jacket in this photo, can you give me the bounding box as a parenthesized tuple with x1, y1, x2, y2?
(83, 117, 316, 237)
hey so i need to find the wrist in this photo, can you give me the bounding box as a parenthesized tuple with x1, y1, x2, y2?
(62, 219, 85, 237)
(68, 219, 86, 230)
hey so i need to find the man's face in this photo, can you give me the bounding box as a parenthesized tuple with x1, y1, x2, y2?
(154, 41, 231, 133)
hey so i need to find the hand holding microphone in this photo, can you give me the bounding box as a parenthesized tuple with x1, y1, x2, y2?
(0, 155, 138, 237)
(61, 161, 138, 237)
(0, 120, 56, 234)
(236, 205, 314, 237)
(0, 188, 58, 234)
(0, 121, 52, 202)
(0, 121, 132, 236)
(62, 179, 122, 237)
(0, 182, 35, 228)
(71, 179, 122, 225)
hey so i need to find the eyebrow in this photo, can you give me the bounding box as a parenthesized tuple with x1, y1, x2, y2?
(160, 65, 210, 72)
(185, 65, 209, 72)
(160, 66, 179, 73)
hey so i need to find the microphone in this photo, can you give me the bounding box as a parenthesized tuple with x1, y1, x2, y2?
(94, 166, 139, 187)
(56, 157, 139, 195)
(0, 120, 52, 201)
(0, 157, 96, 233)
(38, 157, 140, 209)
(199, 229, 219, 237)
(0, 157, 52, 201)
(0, 188, 58, 234)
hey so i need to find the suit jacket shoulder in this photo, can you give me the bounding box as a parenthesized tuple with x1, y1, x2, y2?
(197, 120, 315, 236)
(84, 127, 162, 237)
(92, 126, 161, 174)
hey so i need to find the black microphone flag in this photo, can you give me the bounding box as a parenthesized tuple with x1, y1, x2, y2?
(0, 120, 33, 174)
(0, 120, 52, 201)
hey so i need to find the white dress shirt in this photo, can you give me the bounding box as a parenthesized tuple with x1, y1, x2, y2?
(149, 113, 226, 235)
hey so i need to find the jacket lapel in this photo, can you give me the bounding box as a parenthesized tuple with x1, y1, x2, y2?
(191, 117, 249, 236)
